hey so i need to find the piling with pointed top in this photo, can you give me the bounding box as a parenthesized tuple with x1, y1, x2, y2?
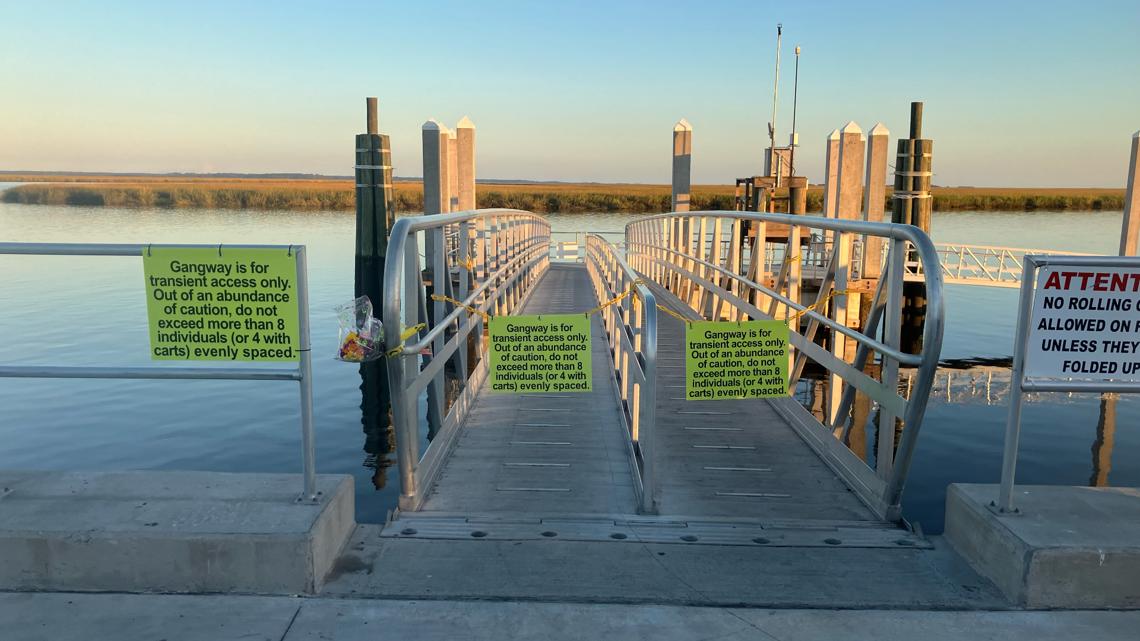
(422, 120, 448, 215)
(447, 131, 459, 212)
(861, 123, 890, 279)
(456, 117, 477, 210)
(1117, 131, 1140, 256)
(822, 129, 840, 217)
(672, 119, 692, 212)
(828, 122, 865, 423)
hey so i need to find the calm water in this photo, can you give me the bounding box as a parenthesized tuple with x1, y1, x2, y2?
(1, 194, 1136, 531)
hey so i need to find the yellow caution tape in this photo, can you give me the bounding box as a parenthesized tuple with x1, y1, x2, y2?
(583, 288, 633, 317)
(788, 288, 855, 321)
(386, 323, 428, 358)
(656, 303, 695, 324)
(582, 280, 649, 318)
(430, 293, 491, 323)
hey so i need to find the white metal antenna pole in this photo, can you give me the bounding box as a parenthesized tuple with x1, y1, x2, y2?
(770, 23, 782, 185)
(789, 45, 801, 177)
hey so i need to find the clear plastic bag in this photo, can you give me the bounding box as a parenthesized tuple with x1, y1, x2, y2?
(335, 296, 384, 362)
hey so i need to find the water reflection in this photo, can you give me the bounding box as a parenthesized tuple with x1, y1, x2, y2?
(356, 254, 396, 490)
(1091, 393, 1116, 487)
(801, 366, 1123, 492)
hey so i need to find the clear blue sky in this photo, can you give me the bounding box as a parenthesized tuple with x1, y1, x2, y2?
(2, 0, 1138, 186)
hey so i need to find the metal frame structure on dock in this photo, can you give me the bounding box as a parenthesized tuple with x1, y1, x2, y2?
(0, 242, 319, 501)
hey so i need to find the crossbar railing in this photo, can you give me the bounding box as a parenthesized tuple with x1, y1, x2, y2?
(908, 243, 1089, 288)
(382, 209, 551, 511)
(0, 242, 318, 501)
(625, 212, 945, 521)
(585, 234, 657, 513)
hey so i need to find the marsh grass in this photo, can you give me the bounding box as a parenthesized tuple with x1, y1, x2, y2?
(0, 175, 1124, 213)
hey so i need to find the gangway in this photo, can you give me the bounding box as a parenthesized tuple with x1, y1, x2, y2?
(378, 208, 944, 538)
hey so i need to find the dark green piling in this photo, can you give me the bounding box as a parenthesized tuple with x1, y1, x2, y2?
(356, 97, 397, 464)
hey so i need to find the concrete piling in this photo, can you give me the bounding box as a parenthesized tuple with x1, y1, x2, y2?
(671, 119, 692, 212)
(828, 122, 865, 424)
(822, 129, 840, 217)
(1117, 130, 1140, 255)
(456, 116, 476, 211)
(447, 130, 459, 212)
(861, 123, 890, 279)
(422, 120, 447, 215)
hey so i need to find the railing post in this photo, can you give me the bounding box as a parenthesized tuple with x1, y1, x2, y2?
(878, 237, 905, 479)
(295, 246, 317, 501)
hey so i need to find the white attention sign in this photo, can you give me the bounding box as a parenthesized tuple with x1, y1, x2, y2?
(1025, 265, 1140, 381)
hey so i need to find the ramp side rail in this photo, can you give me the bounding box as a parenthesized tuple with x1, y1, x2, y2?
(382, 209, 551, 511)
(625, 212, 945, 521)
(584, 234, 658, 513)
(906, 243, 1089, 289)
(0, 242, 318, 501)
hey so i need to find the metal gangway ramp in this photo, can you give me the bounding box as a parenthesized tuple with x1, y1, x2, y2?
(378, 208, 944, 546)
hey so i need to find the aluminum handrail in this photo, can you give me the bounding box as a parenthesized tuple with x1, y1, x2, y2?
(627, 240, 923, 366)
(382, 208, 552, 511)
(0, 242, 318, 501)
(584, 234, 657, 513)
(624, 211, 945, 520)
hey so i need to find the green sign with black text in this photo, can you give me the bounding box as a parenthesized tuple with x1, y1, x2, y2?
(685, 320, 788, 400)
(488, 314, 591, 393)
(143, 247, 300, 361)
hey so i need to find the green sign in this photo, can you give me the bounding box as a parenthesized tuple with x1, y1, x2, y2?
(143, 247, 300, 361)
(685, 320, 789, 400)
(488, 314, 591, 393)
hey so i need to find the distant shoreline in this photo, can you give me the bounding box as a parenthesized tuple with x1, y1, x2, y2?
(0, 174, 1126, 213)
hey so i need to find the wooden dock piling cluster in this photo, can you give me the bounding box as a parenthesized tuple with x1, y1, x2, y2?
(892, 102, 933, 353)
(355, 97, 397, 465)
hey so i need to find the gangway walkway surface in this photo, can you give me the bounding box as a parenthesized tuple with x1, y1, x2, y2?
(647, 281, 876, 523)
(418, 264, 638, 516)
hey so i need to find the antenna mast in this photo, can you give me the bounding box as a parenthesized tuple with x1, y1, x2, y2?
(769, 23, 782, 185)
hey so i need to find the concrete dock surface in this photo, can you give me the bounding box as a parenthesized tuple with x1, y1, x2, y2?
(4, 591, 1140, 641)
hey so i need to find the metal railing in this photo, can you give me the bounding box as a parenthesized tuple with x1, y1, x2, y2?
(382, 209, 551, 511)
(584, 234, 657, 513)
(550, 231, 625, 263)
(0, 242, 318, 501)
(907, 243, 1090, 288)
(625, 212, 945, 521)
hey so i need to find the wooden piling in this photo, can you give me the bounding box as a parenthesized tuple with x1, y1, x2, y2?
(1117, 131, 1140, 255)
(355, 97, 397, 457)
(787, 176, 808, 215)
(892, 102, 933, 353)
